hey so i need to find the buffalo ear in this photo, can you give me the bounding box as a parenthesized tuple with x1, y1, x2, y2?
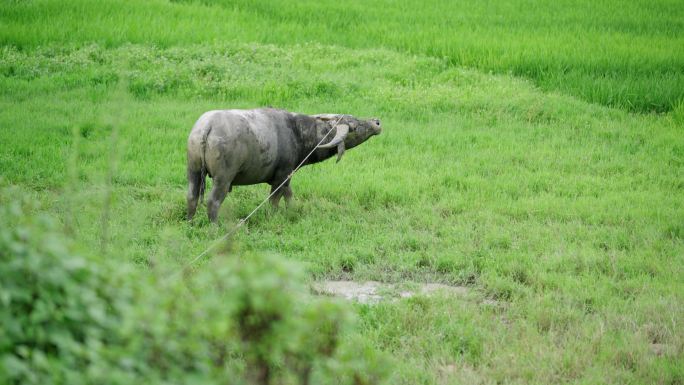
(336, 142, 346, 163)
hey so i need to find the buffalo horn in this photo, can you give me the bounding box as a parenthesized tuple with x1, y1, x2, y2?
(317, 124, 349, 149)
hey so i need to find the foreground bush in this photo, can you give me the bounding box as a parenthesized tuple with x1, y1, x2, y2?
(0, 192, 388, 384)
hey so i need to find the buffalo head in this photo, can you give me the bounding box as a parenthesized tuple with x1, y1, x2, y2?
(315, 114, 382, 162)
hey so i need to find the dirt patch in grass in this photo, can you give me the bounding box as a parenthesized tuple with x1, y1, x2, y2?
(312, 280, 471, 304)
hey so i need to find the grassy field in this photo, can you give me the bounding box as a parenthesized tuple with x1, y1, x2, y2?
(2, 0, 684, 383)
(2, 0, 684, 112)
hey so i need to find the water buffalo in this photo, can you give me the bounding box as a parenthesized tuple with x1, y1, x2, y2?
(186, 108, 382, 222)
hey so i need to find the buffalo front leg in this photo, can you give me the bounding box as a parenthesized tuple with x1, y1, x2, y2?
(269, 181, 293, 208)
(207, 176, 231, 223)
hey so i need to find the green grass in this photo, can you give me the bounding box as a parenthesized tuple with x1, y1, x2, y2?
(2, 0, 684, 112)
(2, 1, 684, 383)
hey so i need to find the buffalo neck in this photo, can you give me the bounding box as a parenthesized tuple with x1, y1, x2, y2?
(291, 113, 337, 165)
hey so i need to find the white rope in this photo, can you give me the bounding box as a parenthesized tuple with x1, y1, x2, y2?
(167, 115, 343, 279)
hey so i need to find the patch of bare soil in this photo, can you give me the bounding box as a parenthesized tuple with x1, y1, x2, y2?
(312, 280, 470, 304)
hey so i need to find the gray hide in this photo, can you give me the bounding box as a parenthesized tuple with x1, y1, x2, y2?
(186, 108, 382, 222)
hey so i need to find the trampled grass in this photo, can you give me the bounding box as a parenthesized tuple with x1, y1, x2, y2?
(1, 1, 684, 384)
(1, 0, 683, 112)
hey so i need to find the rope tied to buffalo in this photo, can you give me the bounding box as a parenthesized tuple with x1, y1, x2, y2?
(167, 115, 343, 280)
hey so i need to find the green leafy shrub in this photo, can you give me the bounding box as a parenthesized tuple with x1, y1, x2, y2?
(0, 191, 389, 384)
(0, 194, 133, 385)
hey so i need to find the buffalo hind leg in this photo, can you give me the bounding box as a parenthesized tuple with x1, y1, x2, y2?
(208, 176, 231, 223)
(187, 169, 203, 220)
